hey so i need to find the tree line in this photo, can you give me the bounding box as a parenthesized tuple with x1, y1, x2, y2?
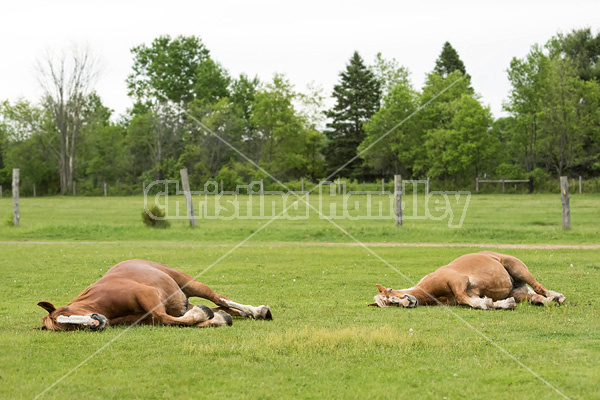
(1, 28, 599, 196)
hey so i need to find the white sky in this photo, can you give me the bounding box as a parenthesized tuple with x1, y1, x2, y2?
(1, 0, 598, 120)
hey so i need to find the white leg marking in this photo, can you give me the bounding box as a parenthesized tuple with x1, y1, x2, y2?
(492, 297, 516, 310)
(210, 310, 232, 326)
(478, 297, 491, 310)
(183, 306, 210, 323)
(222, 298, 269, 319)
(222, 299, 253, 317)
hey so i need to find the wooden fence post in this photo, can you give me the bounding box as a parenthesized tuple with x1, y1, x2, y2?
(501, 176, 505, 193)
(395, 175, 402, 226)
(73, 181, 76, 196)
(260, 179, 264, 194)
(560, 176, 570, 230)
(337, 177, 341, 194)
(104, 182, 107, 197)
(180, 168, 197, 227)
(528, 177, 534, 194)
(476, 177, 479, 193)
(12, 169, 19, 226)
(381, 178, 385, 194)
(33, 184, 36, 197)
(579, 176, 582, 194)
(220, 180, 224, 194)
(426, 177, 430, 194)
(301, 178, 304, 193)
(0, 184, 2, 198)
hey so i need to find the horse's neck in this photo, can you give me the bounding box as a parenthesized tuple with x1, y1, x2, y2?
(67, 290, 102, 315)
(65, 300, 97, 315)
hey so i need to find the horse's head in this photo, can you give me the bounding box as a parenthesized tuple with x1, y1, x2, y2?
(37, 301, 108, 331)
(371, 285, 418, 308)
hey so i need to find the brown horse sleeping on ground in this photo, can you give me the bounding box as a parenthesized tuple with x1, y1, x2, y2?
(371, 251, 566, 310)
(38, 259, 272, 331)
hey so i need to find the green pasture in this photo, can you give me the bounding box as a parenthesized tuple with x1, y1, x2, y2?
(0, 194, 599, 399)
(0, 193, 599, 244)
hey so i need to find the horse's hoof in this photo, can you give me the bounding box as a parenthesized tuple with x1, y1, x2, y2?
(214, 310, 233, 326)
(506, 297, 517, 310)
(256, 305, 272, 320)
(263, 306, 273, 321)
(546, 291, 566, 305)
(199, 305, 214, 320)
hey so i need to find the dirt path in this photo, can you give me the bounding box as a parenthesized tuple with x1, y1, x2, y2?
(1, 240, 599, 249)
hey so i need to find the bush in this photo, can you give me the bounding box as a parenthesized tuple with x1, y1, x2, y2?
(141, 205, 170, 229)
(495, 163, 526, 179)
(4, 214, 14, 227)
(526, 168, 553, 192)
(215, 166, 243, 191)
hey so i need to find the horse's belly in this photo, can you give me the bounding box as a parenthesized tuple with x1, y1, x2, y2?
(468, 276, 512, 301)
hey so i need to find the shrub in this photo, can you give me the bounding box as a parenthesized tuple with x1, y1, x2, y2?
(495, 163, 526, 179)
(215, 166, 242, 191)
(527, 168, 553, 192)
(141, 205, 170, 229)
(4, 214, 14, 227)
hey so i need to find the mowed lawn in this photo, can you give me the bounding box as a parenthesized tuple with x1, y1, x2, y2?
(0, 194, 599, 399)
(0, 193, 599, 244)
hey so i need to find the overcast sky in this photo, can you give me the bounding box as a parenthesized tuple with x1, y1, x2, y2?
(1, 0, 598, 120)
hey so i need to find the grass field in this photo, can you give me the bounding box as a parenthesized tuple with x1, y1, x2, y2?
(0, 194, 599, 399)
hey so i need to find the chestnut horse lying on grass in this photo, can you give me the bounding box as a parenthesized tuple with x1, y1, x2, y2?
(38, 259, 272, 331)
(371, 251, 566, 310)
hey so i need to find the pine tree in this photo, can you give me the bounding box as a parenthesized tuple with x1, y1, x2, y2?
(434, 42, 468, 79)
(324, 51, 381, 180)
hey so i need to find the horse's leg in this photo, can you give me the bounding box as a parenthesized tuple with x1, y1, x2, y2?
(509, 285, 552, 306)
(491, 252, 566, 304)
(150, 262, 272, 320)
(194, 310, 233, 327)
(448, 274, 500, 310)
(134, 286, 218, 327)
(181, 280, 272, 320)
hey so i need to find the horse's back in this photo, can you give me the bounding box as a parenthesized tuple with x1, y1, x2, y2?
(101, 259, 182, 291)
(442, 253, 513, 299)
(444, 253, 507, 276)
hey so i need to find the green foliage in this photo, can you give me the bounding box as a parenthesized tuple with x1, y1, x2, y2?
(547, 27, 600, 82)
(433, 41, 470, 85)
(127, 35, 210, 105)
(324, 51, 382, 180)
(505, 42, 600, 176)
(419, 72, 493, 181)
(526, 167, 553, 192)
(141, 204, 170, 229)
(251, 74, 323, 180)
(0, 99, 60, 194)
(4, 214, 14, 226)
(361, 70, 420, 177)
(4, 32, 600, 197)
(371, 52, 411, 100)
(215, 165, 242, 191)
(194, 58, 231, 104)
(496, 163, 526, 179)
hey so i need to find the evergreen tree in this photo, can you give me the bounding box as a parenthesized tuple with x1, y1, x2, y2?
(324, 51, 381, 180)
(434, 42, 469, 80)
